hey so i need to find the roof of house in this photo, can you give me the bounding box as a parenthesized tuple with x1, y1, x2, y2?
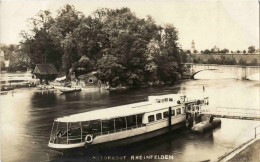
(78, 71, 97, 79)
(33, 64, 58, 75)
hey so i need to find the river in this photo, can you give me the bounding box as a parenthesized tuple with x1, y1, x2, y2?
(1, 71, 260, 162)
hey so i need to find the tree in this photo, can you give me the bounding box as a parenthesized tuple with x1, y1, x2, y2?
(49, 4, 83, 75)
(249, 58, 259, 66)
(204, 49, 211, 54)
(0, 44, 28, 71)
(211, 45, 218, 53)
(72, 55, 95, 77)
(73, 15, 107, 61)
(248, 46, 256, 53)
(238, 58, 247, 65)
(97, 8, 159, 85)
(243, 50, 246, 54)
(154, 25, 185, 83)
(20, 10, 62, 70)
(96, 54, 124, 86)
(220, 48, 229, 54)
(236, 50, 241, 54)
(18, 6, 187, 85)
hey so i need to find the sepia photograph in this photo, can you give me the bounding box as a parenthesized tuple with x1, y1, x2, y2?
(0, 0, 259, 161)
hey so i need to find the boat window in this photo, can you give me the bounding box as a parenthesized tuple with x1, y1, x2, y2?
(126, 115, 137, 127)
(51, 121, 59, 135)
(51, 122, 68, 144)
(137, 114, 143, 126)
(148, 115, 155, 122)
(156, 99, 160, 103)
(165, 98, 168, 102)
(90, 120, 101, 134)
(55, 122, 68, 138)
(81, 121, 91, 134)
(68, 122, 81, 136)
(171, 110, 175, 116)
(177, 108, 181, 115)
(115, 117, 126, 130)
(182, 107, 186, 114)
(163, 111, 169, 118)
(156, 113, 162, 120)
(169, 98, 173, 102)
(102, 119, 114, 132)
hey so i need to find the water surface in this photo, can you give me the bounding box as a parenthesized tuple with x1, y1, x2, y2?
(1, 72, 259, 162)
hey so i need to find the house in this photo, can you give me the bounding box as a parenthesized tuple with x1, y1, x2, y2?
(77, 71, 100, 88)
(33, 64, 58, 84)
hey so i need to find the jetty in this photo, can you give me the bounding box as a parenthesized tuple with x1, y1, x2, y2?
(200, 107, 260, 121)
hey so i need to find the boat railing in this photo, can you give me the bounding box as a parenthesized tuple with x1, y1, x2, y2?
(54, 124, 147, 143)
(100, 124, 146, 135)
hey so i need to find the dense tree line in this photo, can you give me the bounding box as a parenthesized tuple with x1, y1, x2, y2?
(0, 44, 28, 71)
(192, 55, 259, 66)
(199, 46, 257, 54)
(19, 5, 187, 86)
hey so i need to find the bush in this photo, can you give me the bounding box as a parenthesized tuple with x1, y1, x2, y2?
(248, 58, 259, 66)
(238, 58, 247, 65)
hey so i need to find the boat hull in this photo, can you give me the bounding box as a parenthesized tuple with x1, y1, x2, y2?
(89, 120, 186, 149)
(60, 89, 82, 93)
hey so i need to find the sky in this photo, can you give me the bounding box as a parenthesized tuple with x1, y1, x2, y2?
(0, 0, 259, 51)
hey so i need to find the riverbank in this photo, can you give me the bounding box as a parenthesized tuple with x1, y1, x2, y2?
(218, 136, 260, 162)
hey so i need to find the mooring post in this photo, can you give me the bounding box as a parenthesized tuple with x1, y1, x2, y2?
(169, 107, 172, 130)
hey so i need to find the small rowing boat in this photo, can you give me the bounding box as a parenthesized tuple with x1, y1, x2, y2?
(60, 88, 82, 94)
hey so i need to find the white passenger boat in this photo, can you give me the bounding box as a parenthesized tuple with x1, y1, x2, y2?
(48, 94, 208, 150)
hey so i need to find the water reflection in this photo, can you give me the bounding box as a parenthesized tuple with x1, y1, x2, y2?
(1, 73, 260, 162)
(247, 73, 260, 81)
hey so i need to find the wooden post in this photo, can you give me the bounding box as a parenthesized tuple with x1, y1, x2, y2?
(67, 122, 68, 144)
(101, 120, 102, 135)
(136, 115, 138, 127)
(169, 107, 172, 130)
(114, 118, 116, 132)
(125, 117, 127, 129)
(80, 122, 82, 142)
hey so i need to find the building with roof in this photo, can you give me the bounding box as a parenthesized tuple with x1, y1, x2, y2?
(76, 71, 99, 88)
(33, 64, 58, 84)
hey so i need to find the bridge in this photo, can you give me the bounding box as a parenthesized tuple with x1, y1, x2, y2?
(185, 63, 260, 80)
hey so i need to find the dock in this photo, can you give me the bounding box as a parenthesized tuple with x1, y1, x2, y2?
(200, 107, 260, 121)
